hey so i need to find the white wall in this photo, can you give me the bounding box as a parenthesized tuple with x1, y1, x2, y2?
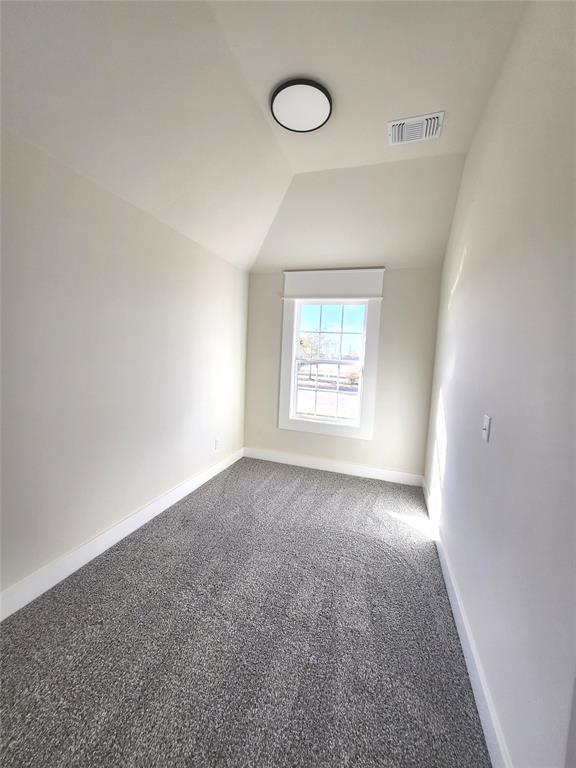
(245, 267, 441, 477)
(1, 132, 248, 590)
(425, 4, 575, 767)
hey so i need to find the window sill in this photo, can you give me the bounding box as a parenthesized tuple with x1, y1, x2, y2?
(278, 414, 373, 440)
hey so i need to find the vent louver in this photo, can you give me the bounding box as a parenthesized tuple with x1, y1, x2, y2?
(388, 112, 444, 145)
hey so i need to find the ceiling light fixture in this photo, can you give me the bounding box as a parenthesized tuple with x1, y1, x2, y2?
(270, 79, 332, 133)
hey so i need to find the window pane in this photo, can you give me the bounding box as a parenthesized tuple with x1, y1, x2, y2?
(338, 392, 360, 421)
(320, 304, 342, 332)
(289, 301, 369, 429)
(338, 364, 361, 394)
(300, 304, 321, 332)
(296, 361, 317, 389)
(316, 390, 337, 417)
(341, 334, 363, 360)
(296, 388, 316, 415)
(317, 363, 338, 391)
(319, 333, 341, 359)
(297, 332, 319, 359)
(343, 304, 365, 333)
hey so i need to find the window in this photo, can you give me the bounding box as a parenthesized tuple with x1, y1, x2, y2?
(294, 302, 365, 424)
(278, 269, 383, 440)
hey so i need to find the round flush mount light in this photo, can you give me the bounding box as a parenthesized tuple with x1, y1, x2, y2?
(270, 79, 332, 133)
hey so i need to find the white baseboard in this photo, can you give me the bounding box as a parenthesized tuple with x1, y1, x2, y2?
(0, 449, 244, 621)
(244, 447, 423, 487)
(1, 445, 512, 768)
(435, 539, 513, 768)
(1, 447, 418, 620)
(422, 478, 430, 509)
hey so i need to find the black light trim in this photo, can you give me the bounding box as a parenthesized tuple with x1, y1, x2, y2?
(270, 78, 333, 133)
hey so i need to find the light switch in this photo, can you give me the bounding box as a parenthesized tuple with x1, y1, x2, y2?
(482, 414, 492, 443)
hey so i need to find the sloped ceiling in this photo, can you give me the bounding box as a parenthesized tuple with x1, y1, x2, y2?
(2, 1, 292, 269)
(213, 1, 523, 174)
(253, 154, 466, 272)
(2, 1, 524, 271)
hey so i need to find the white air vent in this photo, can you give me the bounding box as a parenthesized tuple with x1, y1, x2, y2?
(388, 111, 444, 145)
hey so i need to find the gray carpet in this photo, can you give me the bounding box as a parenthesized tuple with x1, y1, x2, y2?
(1, 458, 491, 767)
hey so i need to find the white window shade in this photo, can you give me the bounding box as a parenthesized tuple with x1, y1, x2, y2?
(283, 268, 385, 300)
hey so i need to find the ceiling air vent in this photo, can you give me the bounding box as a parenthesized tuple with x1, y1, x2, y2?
(388, 111, 444, 145)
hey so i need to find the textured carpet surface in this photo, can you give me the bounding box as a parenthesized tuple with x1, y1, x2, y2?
(1, 458, 491, 767)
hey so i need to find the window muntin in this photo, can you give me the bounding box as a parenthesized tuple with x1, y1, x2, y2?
(291, 302, 366, 425)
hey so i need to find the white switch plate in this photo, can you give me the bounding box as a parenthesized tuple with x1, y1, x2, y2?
(482, 415, 492, 442)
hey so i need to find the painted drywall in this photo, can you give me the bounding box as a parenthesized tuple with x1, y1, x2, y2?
(2, 1, 523, 272)
(2, 1, 291, 269)
(253, 155, 465, 272)
(425, 4, 575, 767)
(245, 268, 441, 477)
(1, 132, 248, 590)
(214, 1, 523, 173)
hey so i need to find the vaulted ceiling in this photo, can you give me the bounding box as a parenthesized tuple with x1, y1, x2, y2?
(2, 1, 524, 271)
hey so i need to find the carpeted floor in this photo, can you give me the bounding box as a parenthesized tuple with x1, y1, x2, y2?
(1, 458, 491, 767)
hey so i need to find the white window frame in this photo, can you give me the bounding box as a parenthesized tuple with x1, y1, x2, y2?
(278, 270, 384, 441)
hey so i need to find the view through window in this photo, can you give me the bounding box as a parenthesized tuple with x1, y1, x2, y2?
(293, 302, 366, 424)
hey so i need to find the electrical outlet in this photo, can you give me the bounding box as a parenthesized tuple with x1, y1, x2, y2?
(482, 415, 491, 443)
(214, 437, 220, 451)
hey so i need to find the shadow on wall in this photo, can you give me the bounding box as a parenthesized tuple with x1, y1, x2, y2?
(426, 389, 447, 542)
